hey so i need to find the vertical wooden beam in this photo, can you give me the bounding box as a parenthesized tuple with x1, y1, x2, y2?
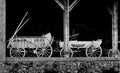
(108, 2, 120, 57)
(55, 0, 79, 57)
(63, 0, 69, 57)
(112, 2, 118, 51)
(0, 0, 5, 61)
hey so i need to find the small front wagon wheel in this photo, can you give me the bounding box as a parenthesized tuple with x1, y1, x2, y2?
(60, 48, 73, 57)
(86, 45, 102, 57)
(10, 47, 26, 57)
(108, 49, 120, 57)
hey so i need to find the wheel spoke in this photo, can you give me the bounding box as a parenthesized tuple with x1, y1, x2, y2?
(37, 52, 43, 56)
(37, 50, 43, 53)
(37, 49, 42, 51)
(43, 51, 49, 57)
(95, 50, 101, 53)
(45, 53, 49, 57)
(37, 53, 43, 57)
(91, 52, 96, 57)
(89, 51, 97, 57)
(45, 51, 50, 55)
(37, 48, 43, 57)
(87, 52, 93, 55)
(19, 49, 24, 52)
(88, 50, 100, 54)
(93, 52, 97, 57)
(92, 50, 101, 57)
(44, 50, 51, 57)
(46, 50, 51, 54)
(95, 47, 101, 51)
(95, 50, 101, 54)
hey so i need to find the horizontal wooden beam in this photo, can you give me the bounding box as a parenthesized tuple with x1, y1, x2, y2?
(6, 57, 120, 62)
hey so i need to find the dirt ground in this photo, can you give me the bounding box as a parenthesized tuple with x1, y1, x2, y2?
(0, 61, 120, 73)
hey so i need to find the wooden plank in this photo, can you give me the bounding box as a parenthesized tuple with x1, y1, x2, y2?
(0, 0, 5, 61)
(6, 57, 120, 62)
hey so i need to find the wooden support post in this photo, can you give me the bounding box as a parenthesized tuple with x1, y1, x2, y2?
(54, 0, 80, 57)
(0, 0, 5, 61)
(108, 2, 120, 57)
(63, 0, 70, 57)
(112, 2, 118, 51)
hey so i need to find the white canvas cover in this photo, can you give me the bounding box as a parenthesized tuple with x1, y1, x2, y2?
(44, 32, 52, 44)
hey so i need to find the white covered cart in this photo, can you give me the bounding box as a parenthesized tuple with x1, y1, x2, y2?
(7, 33, 54, 57)
(59, 39, 102, 57)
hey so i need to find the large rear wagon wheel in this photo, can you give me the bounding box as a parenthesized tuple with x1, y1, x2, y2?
(36, 45, 53, 57)
(86, 45, 102, 57)
(10, 47, 26, 57)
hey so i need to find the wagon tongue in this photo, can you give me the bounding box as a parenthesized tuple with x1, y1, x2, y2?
(10, 12, 29, 40)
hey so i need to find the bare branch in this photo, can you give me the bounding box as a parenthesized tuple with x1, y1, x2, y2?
(54, 0, 64, 10)
(69, 0, 80, 12)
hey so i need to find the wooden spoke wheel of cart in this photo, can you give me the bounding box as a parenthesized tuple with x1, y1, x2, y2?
(108, 49, 120, 57)
(10, 47, 26, 57)
(36, 45, 53, 57)
(60, 48, 73, 57)
(86, 45, 102, 57)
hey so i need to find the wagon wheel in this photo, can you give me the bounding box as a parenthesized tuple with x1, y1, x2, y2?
(36, 45, 53, 57)
(108, 49, 120, 57)
(60, 48, 73, 57)
(86, 45, 102, 57)
(10, 47, 26, 57)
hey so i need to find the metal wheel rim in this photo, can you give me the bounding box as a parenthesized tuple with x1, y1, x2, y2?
(108, 49, 120, 57)
(36, 45, 53, 57)
(60, 48, 73, 57)
(86, 45, 102, 57)
(10, 47, 25, 57)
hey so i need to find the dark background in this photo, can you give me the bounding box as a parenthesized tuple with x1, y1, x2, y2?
(6, 0, 119, 47)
